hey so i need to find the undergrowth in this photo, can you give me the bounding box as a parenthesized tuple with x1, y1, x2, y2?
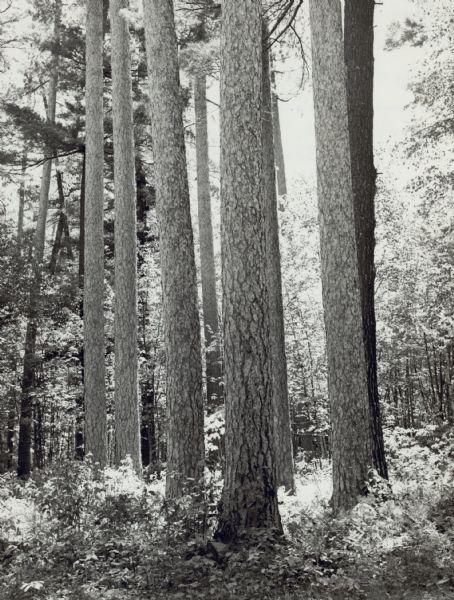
(1, 426, 453, 600)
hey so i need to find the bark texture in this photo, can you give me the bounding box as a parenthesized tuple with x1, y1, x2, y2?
(309, 0, 372, 512)
(215, 1, 282, 542)
(194, 72, 223, 412)
(17, 0, 61, 478)
(84, 0, 107, 466)
(143, 0, 204, 498)
(262, 28, 294, 493)
(76, 153, 86, 460)
(270, 68, 287, 198)
(110, 0, 141, 473)
(344, 0, 388, 480)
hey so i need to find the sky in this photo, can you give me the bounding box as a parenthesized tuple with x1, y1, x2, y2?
(277, 0, 421, 186)
(1, 0, 424, 222)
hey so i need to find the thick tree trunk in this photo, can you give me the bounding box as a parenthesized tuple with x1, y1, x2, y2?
(194, 72, 223, 412)
(215, 0, 282, 543)
(84, 0, 107, 466)
(262, 25, 294, 493)
(110, 0, 141, 473)
(270, 68, 287, 198)
(344, 0, 388, 480)
(143, 0, 204, 498)
(309, 0, 372, 512)
(17, 0, 61, 479)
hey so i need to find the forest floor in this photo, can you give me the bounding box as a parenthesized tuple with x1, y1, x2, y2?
(1, 426, 454, 600)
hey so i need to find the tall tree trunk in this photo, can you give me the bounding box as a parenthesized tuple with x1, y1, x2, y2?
(17, 0, 61, 478)
(17, 147, 28, 248)
(215, 0, 282, 543)
(75, 153, 86, 460)
(309, 0, 372, 512)
(84, 0, 107, 466)
(262, 24, 294, 493)
(270, 67, 287, 198)
(143, 0, 204, 498)
(110, 0, 141, 473)
(194, 72, 223, 412)
(344, 0, 388, 480)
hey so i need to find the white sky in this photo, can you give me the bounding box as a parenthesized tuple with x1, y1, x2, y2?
(1, 0, 423, 222)
(277, 0, 420, 186)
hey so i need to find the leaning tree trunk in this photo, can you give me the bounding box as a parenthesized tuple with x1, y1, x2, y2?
(17, 0, 61, 478)
(215, 0, 282, 543)
(194, 72, 223, 412)
(262, 25, 294, 493)
(110, 0, 141, 473)
(270, 67, 287, 198)
(143, 0, 204, 498)
(309, 0, 372, 513)
(84, 0, 107, 466)
(344, 0, 388, 480)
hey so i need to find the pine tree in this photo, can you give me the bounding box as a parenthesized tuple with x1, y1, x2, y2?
(84, 0, 107, 466)
(194, 71, 223, 412)
(17, 0, 62, 478)
(309, 0, 372, 512)
(110, 0, 141, 473)
(215, 1, 282, 542)
(270, 67, 287, 198)
(262, 23, 294, 493)
(344, 0, 388, 480)
(143, 0, 204, 498)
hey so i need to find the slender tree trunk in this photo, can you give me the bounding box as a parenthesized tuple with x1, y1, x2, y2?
(344, 0, 388, 480)
(17, 0, 61, 478)
(262, 25, 294, 493)
(75, 153, 86, 460)
(79, 154, 86, 290)
(103, 0, 109, 35)
(143, 0, 204, 498)
(6, 388, 16, 469)
(85, 0, 107, 466)
(49, 169, 72, 273)
(194, 72, 223, 412)
(215, 0, 282, 543)
(17, 148, 28, 248)
(110, 0, 141, 473)
(309, 0, 372, 512)
(270, 67, 287, 198)
(140, 384, 156, 468)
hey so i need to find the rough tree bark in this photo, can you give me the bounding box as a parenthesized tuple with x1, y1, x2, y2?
(262, 25, 294, 492)
(17, 0, 61, 478)
(270, 67, 287, 198)
(143, 0, 204, 498)
(309, 0, 372, 512)
(215, 1, 282, 542)
(194, 72, 223, 412)
(110, 0, 141, 473)
(344, 0, 388, 480)
(84, 0, 107, 466)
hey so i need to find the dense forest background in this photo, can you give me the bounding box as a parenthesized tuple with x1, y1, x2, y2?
(0, 0, 453, 599)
